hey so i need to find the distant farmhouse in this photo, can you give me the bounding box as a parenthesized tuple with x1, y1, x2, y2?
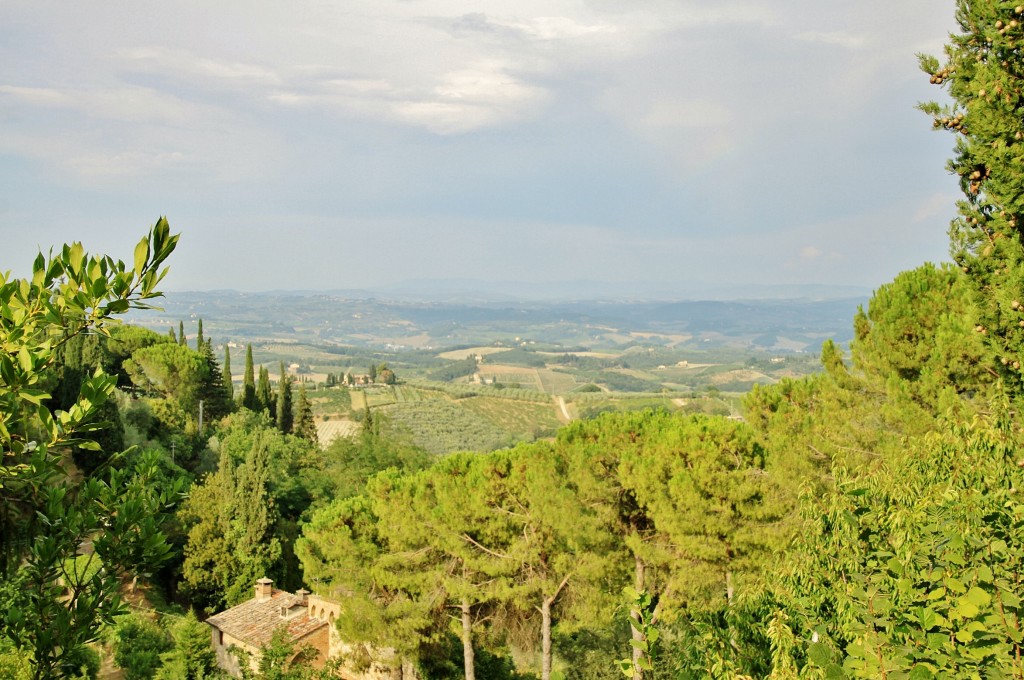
(206, 578, 413, 678)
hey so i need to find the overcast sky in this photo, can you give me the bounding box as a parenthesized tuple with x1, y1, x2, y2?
(0, 1, 960, 295)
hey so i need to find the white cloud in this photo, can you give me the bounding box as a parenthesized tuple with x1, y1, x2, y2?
(0, 83, 218, 126)
(117, 47, 282, 86)
(794, 31, 867, 49)
(799, 245, 823, 260)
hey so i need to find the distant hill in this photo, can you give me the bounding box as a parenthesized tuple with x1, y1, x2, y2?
(126, 290, 864, 352)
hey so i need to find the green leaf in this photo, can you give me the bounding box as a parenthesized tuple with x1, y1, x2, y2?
(808, 641, 834, 667)
(824, 664, 847, 680)
(944, 577, 966, 594)
(964, 586, 990, 608)
(976, 565, 994, 583)
(17, 346, 33, 372)
(955, 599, 979, 619)
(908, 665, 935, 680)
(133, 237, 149, 274)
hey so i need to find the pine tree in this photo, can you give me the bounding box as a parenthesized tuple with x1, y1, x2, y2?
(920, 2, 1024, 393)
(242, 344, 257, 410)
(276, 362, 293, 434)
(196, 318, 204, 350)
(223, 345, 234, 402)
(294, 384, 317, 444)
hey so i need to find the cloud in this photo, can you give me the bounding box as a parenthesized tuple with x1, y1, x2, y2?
(0, 83, 212, 126)
(450, 12, 616, 41)
(265, 60, 549, 134)
(117, 47, 282, 86)
(799, 245, 823, 260)
(794, 31, 866, 49)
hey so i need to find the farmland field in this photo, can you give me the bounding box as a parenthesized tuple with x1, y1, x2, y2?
(316, 419, 359, 447)
(437, 347, 513, 360)
(380, 400, 520, 454)
(459, 396, 562, 438)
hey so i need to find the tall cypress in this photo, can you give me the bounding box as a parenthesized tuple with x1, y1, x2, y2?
(294, 383, 317, 444)
(223, 345, 234, 402)
(197, 338, 230, 422)
(242, 344, 257, 410)
(196, 319, 204, 350)
(257, 365, 273, 415)
(276, 362, 293, 434)
(179, 320, 186, 346)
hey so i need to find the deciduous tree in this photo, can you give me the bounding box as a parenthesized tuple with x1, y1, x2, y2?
(0, 219, 181, 678)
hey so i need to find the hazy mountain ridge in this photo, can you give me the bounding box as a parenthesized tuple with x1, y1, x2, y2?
(130, 289, 865, 352)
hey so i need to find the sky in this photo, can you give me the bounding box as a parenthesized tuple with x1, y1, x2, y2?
(0, 1, 962, 296)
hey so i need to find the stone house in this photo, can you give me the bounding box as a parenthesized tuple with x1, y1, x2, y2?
(206, 578, 416, 679)
(206, 578, 330, 677)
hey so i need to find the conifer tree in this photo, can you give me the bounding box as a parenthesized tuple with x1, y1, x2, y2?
(258, 365, 273, 415)
(196, 318, 204, 350)
(369, 363, 377, 383)
(196, 339, 231, 423)
(276, 362, 293, 434)
(178, 320, 186, 346)
(920, 2, 1024, 393)
(223, 345, 234, 402)
(242, 344, 257, 410)
(294, 384, 317, 444)
(168, 327, 177, 343)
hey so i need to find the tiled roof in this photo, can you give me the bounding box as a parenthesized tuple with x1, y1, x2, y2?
(206, 590, 327, 647)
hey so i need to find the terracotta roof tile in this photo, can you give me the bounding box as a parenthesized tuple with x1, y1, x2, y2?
(207, 590, 326, 647)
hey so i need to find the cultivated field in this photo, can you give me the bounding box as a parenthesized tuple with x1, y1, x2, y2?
(316, 419, 359, 447)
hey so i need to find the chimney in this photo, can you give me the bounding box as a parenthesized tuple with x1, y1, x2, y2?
(255, 578, 274, 601)
(295, 588, 309, 606)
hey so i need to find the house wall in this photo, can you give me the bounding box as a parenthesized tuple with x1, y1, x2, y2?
(305, 595, 416, 679)
(210, 628, 259, 678)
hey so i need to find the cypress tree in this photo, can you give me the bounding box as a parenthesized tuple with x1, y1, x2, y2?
(257, 366, 273, 415)
(179, 320, 186, 346)
(197, 339, 231, 422)
(242, 344, 257, 410)
(368, 363, 377, 383)
(223, 345, 233, 402)
(276, 362, 293, 434)
(196, 319, 204, 350)
(169, 327, 177, 343)
(294, 383, 316, 443)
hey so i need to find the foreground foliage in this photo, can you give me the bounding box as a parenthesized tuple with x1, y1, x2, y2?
(0, 219, 182, 678)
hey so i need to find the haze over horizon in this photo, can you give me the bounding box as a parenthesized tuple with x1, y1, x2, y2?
(1, 1, 958, 294)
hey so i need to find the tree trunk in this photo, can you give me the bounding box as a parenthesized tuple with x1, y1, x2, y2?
(461, 598, 476, 680)
(726, 569, 737, 651)
(631, 556, 646, 679)
(542, 597, 553, 680)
